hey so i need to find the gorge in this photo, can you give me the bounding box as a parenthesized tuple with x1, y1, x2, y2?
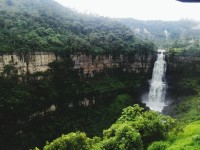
(0, 0, 200, 150)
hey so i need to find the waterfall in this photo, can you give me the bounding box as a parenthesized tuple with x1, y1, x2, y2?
(145, 49, 167, 112)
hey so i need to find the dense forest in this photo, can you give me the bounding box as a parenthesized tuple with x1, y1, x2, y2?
(0, 0, 155, 55)
(0, 0, 200, 150)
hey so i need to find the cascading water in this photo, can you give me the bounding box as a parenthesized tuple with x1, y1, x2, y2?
(145, 49, 167, 112)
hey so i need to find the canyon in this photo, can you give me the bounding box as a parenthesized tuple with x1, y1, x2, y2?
(0, 52, 200, 76)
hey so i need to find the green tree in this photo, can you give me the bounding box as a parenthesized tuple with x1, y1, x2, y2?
(43, 132, 93, 150)
(102, 123, 143, 150)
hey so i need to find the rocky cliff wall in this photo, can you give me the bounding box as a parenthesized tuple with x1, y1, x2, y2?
(0, 52, 154, 75)
(71, 54, 153, 75)
(166, 54, 200, 73)
(0, 52, 56, 75)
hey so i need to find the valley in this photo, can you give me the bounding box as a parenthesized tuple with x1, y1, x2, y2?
(0, 0, 200, 150)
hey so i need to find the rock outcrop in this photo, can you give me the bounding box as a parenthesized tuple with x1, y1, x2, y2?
(71, 54, 153, 75)
(166, 54, 200, 73)
(0, 52, 154, 76)
(0, 52, 56, 75)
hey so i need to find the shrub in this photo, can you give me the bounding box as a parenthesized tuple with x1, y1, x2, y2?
(148, 141, 169, 150)
(102, 123, 143, 150)
(43, 132, 93, 150)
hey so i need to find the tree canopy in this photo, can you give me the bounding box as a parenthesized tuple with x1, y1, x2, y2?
(40, 105, 176, 150)
(0, 0, 155, 55)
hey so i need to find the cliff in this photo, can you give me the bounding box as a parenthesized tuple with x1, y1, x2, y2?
(71, 54, 153, 75)
(166, 54, 200, 73)
(0, 52, 56, 75)
(0, 52, 154, 76)
(2, 52, 200, 77)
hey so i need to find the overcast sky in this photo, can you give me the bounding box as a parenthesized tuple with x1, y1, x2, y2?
(54, 0, 200, 21)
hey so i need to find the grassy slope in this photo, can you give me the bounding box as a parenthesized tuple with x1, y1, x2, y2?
(169, 77, 200, 124)
(158, 77, 200, 149)
(167, 120, 200, 150)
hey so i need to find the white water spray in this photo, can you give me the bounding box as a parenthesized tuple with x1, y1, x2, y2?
(145, 49, 167, 112)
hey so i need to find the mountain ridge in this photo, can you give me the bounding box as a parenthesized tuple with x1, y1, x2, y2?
(117, 18, 200, 46)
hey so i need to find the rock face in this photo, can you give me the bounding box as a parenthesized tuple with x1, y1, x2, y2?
(0, 52, 154, 75)
(0, 52, 56, 75)
(71, 54, 153, 75)
(166, 54, 200, 73)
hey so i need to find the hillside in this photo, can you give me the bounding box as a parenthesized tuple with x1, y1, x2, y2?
(118, 18, 200, 47)
(0, 1, 155, 150)
(0, 0, 75, 17)
(0, 0, 154, 54)
(0, 0, 200, 150)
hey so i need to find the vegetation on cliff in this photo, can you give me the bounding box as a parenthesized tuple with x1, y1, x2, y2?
(168, 38, 200, 56)
(0, 56, 148, 149)
(0, 0, 200, 150)
(0, 0, 156, 149)
(34, 75, 200, 150)
(159, 76, 200, 150)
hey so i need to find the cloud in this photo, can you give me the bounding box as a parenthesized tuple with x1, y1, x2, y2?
(55, 0, 200, 21)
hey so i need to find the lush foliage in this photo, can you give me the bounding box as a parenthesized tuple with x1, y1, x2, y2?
(38, 76, 200, 150)
(0, 57, 146, 149)
(166, 120, 200, 150)
(151, 76, 200, 150)
(2, 1, 200, 150)
(0, 0, 155, 55)
(148, 141, 169, 150)
(165, 77, 200, 123)
(43, 132, 94, 150)
(39, 105, 176, 150)
(0, 1, 155, 149)
(168, 39, 200, 56)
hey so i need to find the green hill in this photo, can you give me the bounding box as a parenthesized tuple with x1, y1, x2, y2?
(0, 0, 74, 16)
(0, 0, 155, 54)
